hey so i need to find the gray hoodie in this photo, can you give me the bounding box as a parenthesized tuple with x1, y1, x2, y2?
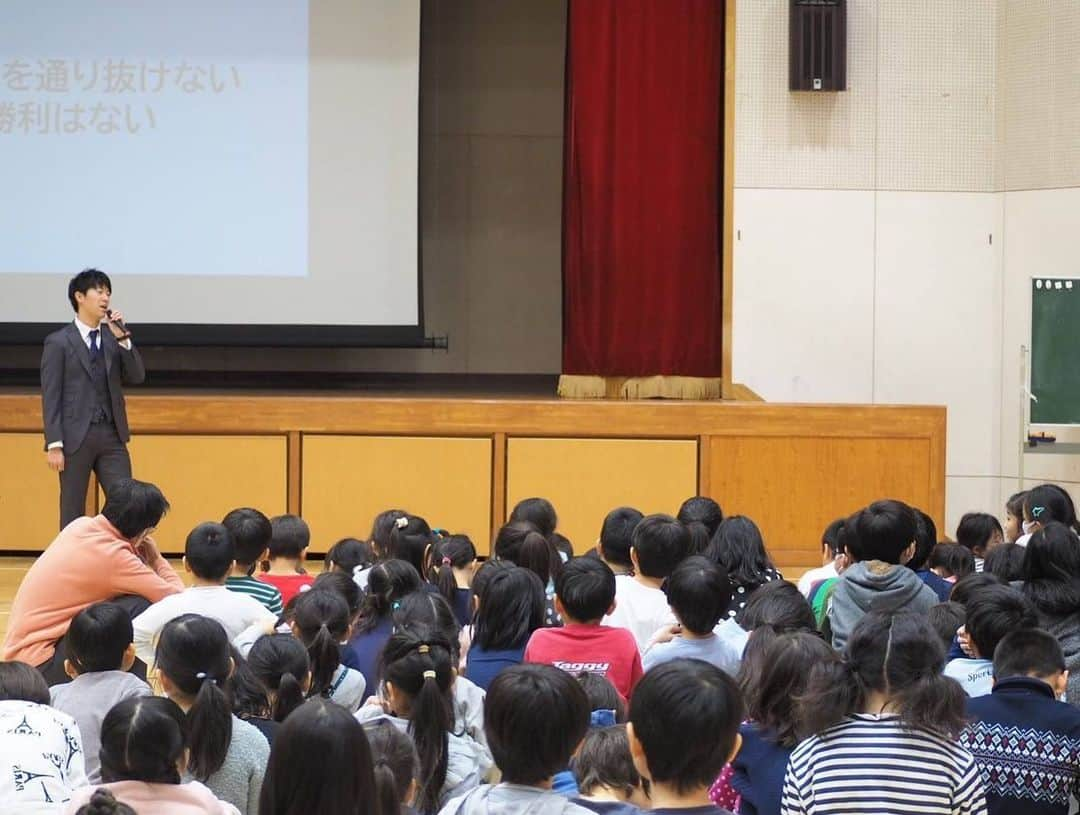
(827, 560, 939, 650)
(437, 784, 595, 815)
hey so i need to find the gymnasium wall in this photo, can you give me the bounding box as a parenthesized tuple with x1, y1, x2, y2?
(733, 0, 1080, 534)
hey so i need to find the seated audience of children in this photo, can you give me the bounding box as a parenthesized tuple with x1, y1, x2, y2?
(10, 488, 1080, 815)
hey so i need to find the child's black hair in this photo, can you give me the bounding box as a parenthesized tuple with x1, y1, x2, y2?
(269, 514, 311, 559)
(509, 497, 558, 538)
(744, 632, 838, 749)
(677, 496, 724, 555)
(370, 509, 408, 558)
(632, 514, 690, 579)
(822, 517, 846, 557)
(928, 542, 975, 580)
(428, 534, 476, 609)
(571, 725, 643, 799)
(1025, 484, 1080, 534)
(313, 570, 362, 619)
(950, 571, 1006, 606)
(356, 559, 423, 635)
(380, 624, 455, 814)
(575, 671, 627, 724)
(599, 507, 644, 570)
(99, 696, 187, 785)
(387, 514, 433, 577)
(1023, 521, 1080, 615)
(1005, 490, 1028, 521)
(0, 660, 50, 703)
(221, 507, 272, 569)
(927, 602, 966, 652)
(64, 601, 133, 674)
(472, 566, 545, 651)
(629, 659, 744, 795)
(906, 509, 937, 571)
(154, 614, 233, 780)
(965, 584, 1038, 659)
(844, 500, 917, 564)
(494, 521, 563, 586)
(259, 698, 379, 815)
(485, 663, 590, 785)
(325, 537, 376, 575)
(247, 634, 310, 722)
(955, 512, 1003, 558)
(291, 589, 351, 698)
(364, 719, 419, 815)
(798, 611, 966, 739)
(74, 788, 137, 815)
(555, 556, 616, 623)
(993, 628, 1066, 680)
(706, 515, 776, 588)
(663, 555, 731, 634)
(739, 579, 815, 634)
(984, 542, 1026, 582)
(183, 522, 235, 582)
(392, 591, 462, 663)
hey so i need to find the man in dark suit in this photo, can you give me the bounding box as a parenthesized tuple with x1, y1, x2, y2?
(42, 269, 145, 529)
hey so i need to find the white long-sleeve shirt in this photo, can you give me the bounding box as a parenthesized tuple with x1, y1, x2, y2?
(132, 585, 277, 665)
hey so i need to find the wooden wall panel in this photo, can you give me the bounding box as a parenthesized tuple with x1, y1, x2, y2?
(121, 435, 288, 554)
(0, 434, 63, 550)
(506, 438, 698, 557)
(708, 436, 935, 572)
(302, 436, 493, 555)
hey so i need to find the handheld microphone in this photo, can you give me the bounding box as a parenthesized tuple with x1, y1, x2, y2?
(105, 309, 132, 340)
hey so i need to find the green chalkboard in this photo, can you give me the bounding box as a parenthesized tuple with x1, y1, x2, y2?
(1032, 278, 1080, 424)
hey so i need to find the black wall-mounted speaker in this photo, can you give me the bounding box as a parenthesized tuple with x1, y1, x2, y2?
(790, 0, 847, 92)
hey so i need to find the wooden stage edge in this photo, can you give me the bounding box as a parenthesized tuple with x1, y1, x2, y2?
(0, 391, 946, 575)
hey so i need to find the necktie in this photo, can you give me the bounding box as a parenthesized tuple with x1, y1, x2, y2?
(89, 329, 100, 358)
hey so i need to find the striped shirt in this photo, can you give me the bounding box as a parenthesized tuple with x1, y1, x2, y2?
(226, 575, 284, 616)
(781, 714, 988, 815)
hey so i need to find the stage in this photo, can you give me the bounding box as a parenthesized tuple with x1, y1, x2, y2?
(0, 388, 945, 576)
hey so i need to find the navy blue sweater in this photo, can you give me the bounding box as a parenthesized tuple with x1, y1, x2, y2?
(731, 723, 792, 815)
(961, 676, 1080, 815)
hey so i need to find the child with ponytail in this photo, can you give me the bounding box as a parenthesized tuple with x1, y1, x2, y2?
(63, 696, 239, 815)
(155, 614, 269, 815)
(781, 611, 987, 814)
(290, 589, 366, 711)
(428, 534, 478, 626)
(230, 634, 310, 744)
(356, 625, 490, 814)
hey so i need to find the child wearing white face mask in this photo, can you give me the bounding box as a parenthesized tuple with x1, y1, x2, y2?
(1016, 484, 1080, 547)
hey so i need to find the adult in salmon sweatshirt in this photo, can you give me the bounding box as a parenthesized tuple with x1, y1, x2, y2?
(3, 478, 182, 682)
(827, 499, 939, 650)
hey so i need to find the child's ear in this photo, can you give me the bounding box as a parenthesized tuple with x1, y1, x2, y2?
(625, 722, 652, 782)
(630, 547, 641, 572)
(606, 598, 617, 616)
(227, 657, 236, 680)
(182, 556, 192, 574)
(63, 659, 79, 680)
(259, 547, 270, 562)
(901, 541, 917, 564)
(1054, 670, 1069, 699)
(554, 596, 567, 619)
(120, 643, 137, 672)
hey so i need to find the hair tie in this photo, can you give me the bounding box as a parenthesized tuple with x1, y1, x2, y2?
(590, 709, 617, 728)
(391, 600, 402, 610)
(422, 670, 436, 680)
(418, 644, 430, 655)
(441, 556, 452, 567)
(195, 671, 217, 685)
(1032, 505, 1046, 519)
(395, 516, 409, 530)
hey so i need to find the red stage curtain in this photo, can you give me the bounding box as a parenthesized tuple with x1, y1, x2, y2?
(562, 0, 724, 385)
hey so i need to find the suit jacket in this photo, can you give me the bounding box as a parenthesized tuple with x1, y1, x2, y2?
(41, 322, 145, 453)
